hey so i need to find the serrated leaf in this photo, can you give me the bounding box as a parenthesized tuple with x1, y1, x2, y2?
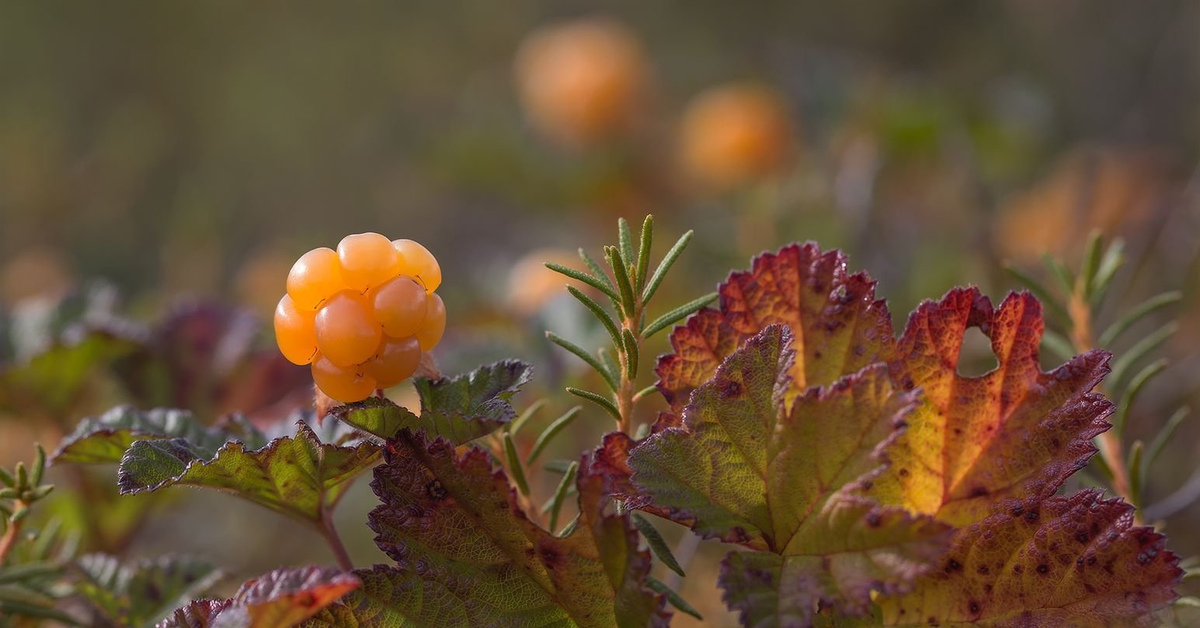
(117, 421, 380, 524)
(867, 289, 1113, 525)
(656, 243, 894, 414)
(306, 430, 669, 627)
(157, 567, 358, 628)
(332, 361, 532, 442)
(53, 406, 264, 464)
(629, 326, 951, 625)
(75, 553, 222, 628)
(878, 490, 1182, 627)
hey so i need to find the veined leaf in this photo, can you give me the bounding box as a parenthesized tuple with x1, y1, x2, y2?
(117, 421, 380, 524)
(878, 490, 1181, 627)
(656, 243, 894, 414)
(868, 288, 1113, 525)
(157, 566, 358, 628)
(53, 406, 264, 465)
(306, 430, 669, 627)
(629, 326, 951, 625)
(333, 361, 531, 442)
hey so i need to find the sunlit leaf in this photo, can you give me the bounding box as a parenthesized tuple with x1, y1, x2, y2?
(157, 567, 358, 628)
(867, 288, 1113, 525)
(117, 421, 380, 524)
(332, 361, 532, 442)
(53, 406, 263, 465)
(629, 326, 950, 624)
(656, 243, 893, 414)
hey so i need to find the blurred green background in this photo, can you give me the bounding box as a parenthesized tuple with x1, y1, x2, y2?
(2, 2, 1200, 626)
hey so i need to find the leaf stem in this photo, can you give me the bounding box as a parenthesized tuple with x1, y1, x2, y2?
(1068, 280, 1137, 520)
(318, 507, 354, 572)
(0, 499, 27, 567)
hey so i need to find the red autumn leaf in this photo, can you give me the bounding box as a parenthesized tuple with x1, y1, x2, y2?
(656, 243, 894, 414)
(867, 288, 1113, 525)
(878, 490, 1181, 627)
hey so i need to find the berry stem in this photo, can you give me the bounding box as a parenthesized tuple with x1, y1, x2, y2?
(318, 507, 355, 572)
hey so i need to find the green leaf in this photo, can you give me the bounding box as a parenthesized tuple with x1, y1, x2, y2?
(546, 331, 619, 392)
(606, 245, 637, 319)
(502, 433, 530, 496)
(641, 230, 693, 305)
(566, 387, 622, 422)
(579, 247, 621, 311)
(568, 286, 623, 349)
(159, 566, 358, 628)
(1108, 321, 1177, 392)
(1002, 264, 1070, 324)
(117, 421, 380, 524)
(1097, 291, 1182, 347)
(629, 326, 951, 624)
(53, 406, 264, 465)
(526, 406, 582, 465)
(1147, 407, 1190, 472)
(631, 514, 686, 578)
(644, 577, 701, 620)
(620, 328, 639, 379)
(617, 218, 635, 273)
(75, 554, 222, 628)
(334, 361, 532, 442)
(508, 398, 547, 437)
(307, 433, 669, 627)
(636, 215, 654, 291)
(1078, 230, 1104, 298)
(1114, 358, 1168, 433)
(548, 461, 579, 531)
(642, 292, 718, 339)
(545, 262, 619, 302)
(1041, 253, 1076, 296)
(1089, 238, 1125, 306)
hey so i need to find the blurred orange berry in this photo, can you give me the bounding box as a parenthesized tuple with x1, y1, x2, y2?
(515, 17, 648, 147)
(1, 247, 74, 303)
(678, 84, 795, 191)
(507, 249, 580, 316)
(994, 147, 1166, 263)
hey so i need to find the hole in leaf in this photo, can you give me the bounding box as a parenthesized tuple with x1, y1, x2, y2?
(956, 326, 999, 377)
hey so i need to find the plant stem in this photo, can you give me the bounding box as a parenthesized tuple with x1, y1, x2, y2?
(0, 500, 27, 567)
(1069, 289, 1137, 519)
(318, 507, 354, 572)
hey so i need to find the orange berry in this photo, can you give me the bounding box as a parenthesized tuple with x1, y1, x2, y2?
(287, 247, 346, 311)
(414, 293, 446, 351)
(311, 353, 377, 403)
(515, 17, 648, 147)
(393, 239, 442, 293)
(315, 291, 383, 367)
(337, 232, 401, 292)
(371, 276, 428, 338)
(274, 295, 318, 365)
(679, 84, 794, 191)
(366, 335, 421, 388)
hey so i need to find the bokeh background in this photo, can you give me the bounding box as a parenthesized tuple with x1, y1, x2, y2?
(2, 2, 1200, 625)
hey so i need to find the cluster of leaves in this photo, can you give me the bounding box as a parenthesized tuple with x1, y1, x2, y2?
(14, 221, 1185, 627)
(608, 243, 1181, 626)
(544, 215, 716, 432)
